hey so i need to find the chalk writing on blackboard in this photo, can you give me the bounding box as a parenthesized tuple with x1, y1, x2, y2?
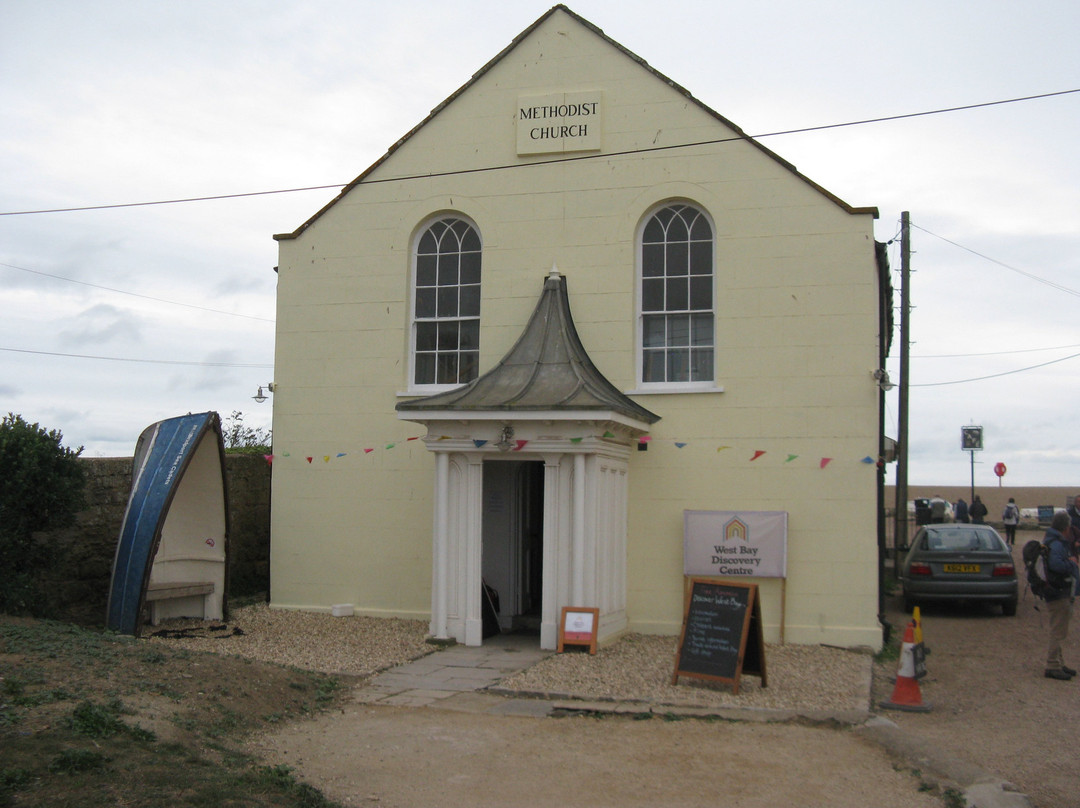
(672, 578, 766, 694)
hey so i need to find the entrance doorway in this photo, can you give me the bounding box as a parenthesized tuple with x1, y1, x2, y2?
(481, 460, 544, 634)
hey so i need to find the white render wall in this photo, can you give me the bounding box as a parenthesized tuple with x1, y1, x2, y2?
(270, 9, 884, 649)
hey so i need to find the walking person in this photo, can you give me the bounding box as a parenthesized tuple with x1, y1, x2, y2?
(969, 495, 988, 524)
(1002, 497, 1020, 546)
(1042, 511, 1078, 680)
(954, 497, 969, 524)
(930, 495, 947, 524)
(1067, 494, 1080, 555)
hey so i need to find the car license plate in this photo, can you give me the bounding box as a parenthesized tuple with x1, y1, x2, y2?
(943, 563, 980, 573)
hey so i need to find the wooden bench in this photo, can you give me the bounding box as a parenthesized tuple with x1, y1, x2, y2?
(145, 581, 215, 626)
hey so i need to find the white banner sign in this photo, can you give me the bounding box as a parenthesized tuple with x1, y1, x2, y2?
(683, 510, 788, 579)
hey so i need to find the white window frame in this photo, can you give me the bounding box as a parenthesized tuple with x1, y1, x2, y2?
(631, 202, 720, 394)
(407, 215, 482, 393)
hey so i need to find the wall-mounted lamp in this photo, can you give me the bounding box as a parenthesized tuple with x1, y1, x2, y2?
(252, 383, 276, 403)
(494, 424, 515, 452)
(872, 369, 895, 392)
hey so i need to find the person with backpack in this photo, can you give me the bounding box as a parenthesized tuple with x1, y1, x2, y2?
(930, 495, 947, 524)
(1002, 498, 1020, 546)
(1041, 511, 1079, 681)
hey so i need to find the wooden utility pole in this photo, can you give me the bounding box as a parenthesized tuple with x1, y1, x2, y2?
(894, 212, 911, 564)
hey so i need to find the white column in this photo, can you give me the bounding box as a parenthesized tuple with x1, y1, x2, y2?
(463, 456, 484, 646)
(540, 453, 563, 650)
(572, 452, 586, 604)
(432, 451, 450, 639)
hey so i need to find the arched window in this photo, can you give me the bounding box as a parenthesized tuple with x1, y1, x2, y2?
(639, 204, 714, 385)
(412, 217, 482, 387)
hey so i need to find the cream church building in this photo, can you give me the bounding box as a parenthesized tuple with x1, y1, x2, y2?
(269, 5, 893, 652)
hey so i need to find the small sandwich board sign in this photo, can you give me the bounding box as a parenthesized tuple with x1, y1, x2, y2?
(558, 606, 599, 654)
(672, 578, 767, 694)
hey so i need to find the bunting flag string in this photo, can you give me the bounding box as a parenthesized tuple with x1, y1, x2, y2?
(260, 429, 883, 470)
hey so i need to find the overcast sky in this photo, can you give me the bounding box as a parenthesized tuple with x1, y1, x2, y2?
(2, 1, 1078, 491)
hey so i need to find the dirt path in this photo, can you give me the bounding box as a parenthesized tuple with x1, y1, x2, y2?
(250, 545, 1079, 808)
(875, 582, 1079, 808)
(251, 704, 943, 808)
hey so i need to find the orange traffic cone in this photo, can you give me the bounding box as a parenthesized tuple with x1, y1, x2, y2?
(879, 621, 931, 712)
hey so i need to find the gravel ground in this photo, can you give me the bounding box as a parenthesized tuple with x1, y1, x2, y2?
(500, 634, 871, 712)
(145, 603, 433, 677)
(146, 603, 872, 712)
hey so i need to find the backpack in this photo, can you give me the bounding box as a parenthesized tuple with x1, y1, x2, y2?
(1022, 538, 1069, 600)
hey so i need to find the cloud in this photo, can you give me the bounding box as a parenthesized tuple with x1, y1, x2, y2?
(2, 0, 1079, 483)
(58, 304, 144, 347)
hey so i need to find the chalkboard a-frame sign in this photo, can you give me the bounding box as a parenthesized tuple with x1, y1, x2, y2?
(672, 578, 767, 694)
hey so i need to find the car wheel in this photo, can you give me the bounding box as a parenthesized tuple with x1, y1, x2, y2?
(902, 595, 915, 613)
(1002, 599, 1017, 617)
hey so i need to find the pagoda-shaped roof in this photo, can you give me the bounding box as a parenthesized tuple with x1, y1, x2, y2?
(396, 269, 660, 425)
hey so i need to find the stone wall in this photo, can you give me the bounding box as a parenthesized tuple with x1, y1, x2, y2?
(36, 454, 270, 626)
(886, 486, 1075, 524)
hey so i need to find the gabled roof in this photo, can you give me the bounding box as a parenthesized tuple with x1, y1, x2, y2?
(396, 268, 660, 425)
(276, 4, 876, 242)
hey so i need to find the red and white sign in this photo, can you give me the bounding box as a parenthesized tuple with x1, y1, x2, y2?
(994, 462, 1007, 478)
(683, 510, 788, 578)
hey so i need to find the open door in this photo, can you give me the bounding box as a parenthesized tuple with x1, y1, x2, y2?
(481, 460, 543, 634)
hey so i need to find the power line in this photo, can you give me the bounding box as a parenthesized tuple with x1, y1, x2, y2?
(910, 350, 1080, 387)
(0, 185, 343, 217)
(753, 88, 1080, 138)
(910, 224, 1080, 298)
(914, 342, 1080, 359)
(0, 261, 275, 323)
(0, 346, 273, 368)
(1, 88, 1076, 217)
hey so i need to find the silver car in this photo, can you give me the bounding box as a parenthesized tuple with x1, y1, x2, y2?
(900, 524, 1018, 616)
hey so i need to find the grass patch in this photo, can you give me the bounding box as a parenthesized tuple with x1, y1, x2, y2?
(875, 619, 904, 664)
(48, 749, 110, 774)
(0, 616, 348, 807)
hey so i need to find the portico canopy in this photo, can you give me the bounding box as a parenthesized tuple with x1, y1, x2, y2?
(396, 266, 660, 427)
(396, 267, 659, 648)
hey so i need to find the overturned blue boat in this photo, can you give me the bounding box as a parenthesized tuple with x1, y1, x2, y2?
(106, 412, 230, 636)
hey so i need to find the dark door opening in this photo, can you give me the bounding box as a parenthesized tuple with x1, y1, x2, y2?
(481, 460, 544, 634)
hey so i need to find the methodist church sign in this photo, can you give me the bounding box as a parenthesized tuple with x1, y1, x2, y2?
(517, 91, 603, 155)
(683, 510, 788, 578)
